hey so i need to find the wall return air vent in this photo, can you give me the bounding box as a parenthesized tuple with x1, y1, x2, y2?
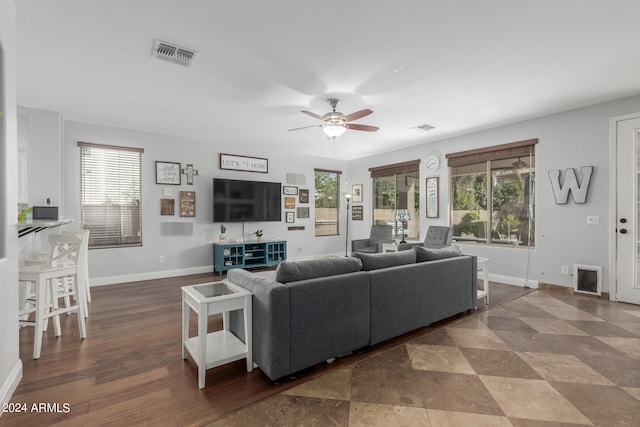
(152, 40, 196, 67)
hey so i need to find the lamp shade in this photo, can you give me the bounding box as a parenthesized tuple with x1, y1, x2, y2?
(323, 124, 347, 137)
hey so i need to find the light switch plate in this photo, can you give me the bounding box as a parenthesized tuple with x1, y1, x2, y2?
(587, 215, 600, 225)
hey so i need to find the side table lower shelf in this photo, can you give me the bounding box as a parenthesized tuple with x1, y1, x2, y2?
(183, 331, 248, 371)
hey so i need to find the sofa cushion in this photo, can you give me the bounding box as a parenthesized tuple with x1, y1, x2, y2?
(352, 250, 417, 271)
(275, 257, 363, 283)
(414, 245, 462, 262)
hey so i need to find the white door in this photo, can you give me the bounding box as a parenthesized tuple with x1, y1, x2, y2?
(616, 116, 640, 304)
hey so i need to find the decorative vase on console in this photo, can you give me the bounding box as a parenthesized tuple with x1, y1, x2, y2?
(254, 229, 263, 242)
(219, 224, 227, 242)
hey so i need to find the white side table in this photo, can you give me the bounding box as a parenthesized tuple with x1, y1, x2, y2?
(477, 257, 490, 304)
(182, 280, 253, 388)
(381, 242, 400, 253)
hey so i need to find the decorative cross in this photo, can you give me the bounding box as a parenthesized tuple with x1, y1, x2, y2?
(181, 164, 199, 185)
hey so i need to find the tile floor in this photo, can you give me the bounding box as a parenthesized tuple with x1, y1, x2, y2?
(209, 290, 640, 426)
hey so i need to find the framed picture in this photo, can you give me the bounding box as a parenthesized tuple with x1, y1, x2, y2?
(156, 161, 181, 185)
(426, 177, 439, 218)
(297, 207, 309, 219)
(284, 196, 296, 209)
(286, 211, 295, 223)
(283, 186, 298, 195)
(180, 191, 196, 217)
(219, 153, 268, 173)
(352, 184, 363, 203)
(160, 198, 175, 216)
(352, 205, 363, 220)
(299, 189, 309, 203)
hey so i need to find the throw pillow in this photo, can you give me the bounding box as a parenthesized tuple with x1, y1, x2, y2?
(275, 257, 363, 283)
(352, 250, 416, 271)
(414, 245, 462, 262)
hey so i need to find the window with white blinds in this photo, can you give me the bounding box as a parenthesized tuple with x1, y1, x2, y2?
(78, 142, 144, 248)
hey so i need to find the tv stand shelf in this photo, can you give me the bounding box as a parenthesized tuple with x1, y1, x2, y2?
(214, 240, 286, 276)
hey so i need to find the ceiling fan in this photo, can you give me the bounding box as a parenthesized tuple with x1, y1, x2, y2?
(288, 98, 379, 139)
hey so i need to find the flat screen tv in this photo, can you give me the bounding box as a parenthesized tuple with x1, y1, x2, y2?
(213, 178, 281, 222)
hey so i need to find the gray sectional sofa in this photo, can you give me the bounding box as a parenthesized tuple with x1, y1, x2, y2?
(227, 246, 477, 381)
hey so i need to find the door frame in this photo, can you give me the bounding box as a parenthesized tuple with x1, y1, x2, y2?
(608, 112, 640, 301)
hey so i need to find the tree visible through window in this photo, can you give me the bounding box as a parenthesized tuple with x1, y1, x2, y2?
(315, 169, 341, 236)
(370, 161, 420, 240)
(448, 140, 536, 247)
(78, 142, 143, 248)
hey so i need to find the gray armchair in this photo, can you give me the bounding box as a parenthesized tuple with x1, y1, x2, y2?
(398, 225, 453, 251)
(351, 225, 394, 254)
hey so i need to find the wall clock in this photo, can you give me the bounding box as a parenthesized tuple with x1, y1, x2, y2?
(425, 155, 440, 172)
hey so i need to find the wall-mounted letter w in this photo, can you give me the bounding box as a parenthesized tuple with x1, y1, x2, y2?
(548, 166, 593, 204)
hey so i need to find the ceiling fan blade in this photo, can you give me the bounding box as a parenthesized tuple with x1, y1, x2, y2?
(288, 124, 323, 131)
(344, 109, 373, 122)
(347, 123, 379, 132)
(301, 110, 325, 121)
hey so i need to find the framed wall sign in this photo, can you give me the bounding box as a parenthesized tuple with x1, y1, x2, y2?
(352, 205, 363, 220)
(219, 153, 268, 173)
(426, 177, 439, 218)
(283, 186, 298, 195)
(297, 207, 309, 219)
(352, 184, 363, 203)
(180, 191, 196, 217)
(284, 196, 296, 209)
(160, 198, 175, 216)
(299, 189, 309, 203)
(156, 161, 181, 185)
(286, 211, 295, 223)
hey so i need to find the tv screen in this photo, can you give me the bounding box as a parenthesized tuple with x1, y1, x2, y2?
(213, 178, 281, 222)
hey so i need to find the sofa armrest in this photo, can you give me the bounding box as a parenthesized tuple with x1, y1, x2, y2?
(351, 238, 371, 252)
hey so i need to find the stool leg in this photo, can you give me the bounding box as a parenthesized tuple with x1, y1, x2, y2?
(49, 278, 62, 337)
(75, 272, 87, 339)
(33, 280, 46, 360)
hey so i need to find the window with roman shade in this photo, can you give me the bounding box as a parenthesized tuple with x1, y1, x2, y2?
(369, 160, 420, 240)
(447, 139, 536, 247)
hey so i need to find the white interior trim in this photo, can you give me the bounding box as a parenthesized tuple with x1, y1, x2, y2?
(608, 111, 640, 301)
(0, 359, 22, 413)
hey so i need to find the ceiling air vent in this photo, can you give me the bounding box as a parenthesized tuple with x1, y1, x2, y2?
(152, 40, 196, 67)
(414, 124, 435, 131)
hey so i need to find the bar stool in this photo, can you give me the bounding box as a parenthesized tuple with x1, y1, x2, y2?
(62, 229, 91, 315)
(19, 234, 87, 359)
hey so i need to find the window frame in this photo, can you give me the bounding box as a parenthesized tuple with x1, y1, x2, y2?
(314, 168, 341, 237)
(369, 160, 420, 240)
(78, 141, 144, 249)
(447, 140, 536, 247)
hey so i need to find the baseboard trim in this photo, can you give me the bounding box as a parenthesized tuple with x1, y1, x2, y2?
(90, 266, 214, 286)
(0, 359, 23, 414)
(489, 273, 539, 289)
(90, 253, 352, 286)
(538, 282, 610, 300)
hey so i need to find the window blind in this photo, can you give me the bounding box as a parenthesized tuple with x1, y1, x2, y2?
(446, 139, 538, 168)
(78, 142, 144, 248)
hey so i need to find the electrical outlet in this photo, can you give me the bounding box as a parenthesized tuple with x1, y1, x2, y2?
(561, 265, 569, 275)
(159, 256, 165, 263)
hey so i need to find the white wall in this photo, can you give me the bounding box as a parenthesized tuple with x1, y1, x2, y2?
(0, 0, 22, 409)
(348, 94, 640, 291)
(61, 121, 348, 284)
(24, 108, 62, 208)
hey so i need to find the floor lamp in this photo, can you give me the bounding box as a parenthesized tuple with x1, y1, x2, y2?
(396, 209, 410, 244)
(344, 193, 352, 256)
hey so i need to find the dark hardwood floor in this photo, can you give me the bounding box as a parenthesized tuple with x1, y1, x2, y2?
(3, 272, 532, 426)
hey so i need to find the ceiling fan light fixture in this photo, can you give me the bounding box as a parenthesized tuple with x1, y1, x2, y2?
(323, 124, 347, 138)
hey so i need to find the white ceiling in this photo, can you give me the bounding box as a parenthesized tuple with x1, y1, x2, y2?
(15, 0, 640, 160)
